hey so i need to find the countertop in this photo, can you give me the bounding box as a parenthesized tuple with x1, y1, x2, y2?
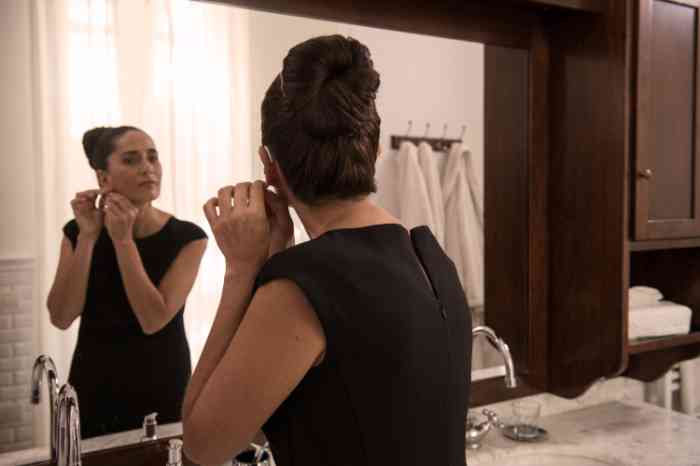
(0, 422, 182, 466)
(2, 400, 699, 466)
(467, 400, 700, 466)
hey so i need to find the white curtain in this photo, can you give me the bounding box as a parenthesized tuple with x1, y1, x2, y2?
(31, 0, 251, 445)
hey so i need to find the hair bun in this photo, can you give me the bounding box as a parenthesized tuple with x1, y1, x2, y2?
(282, 35, 380, 139)
(82, 127, 112, 169)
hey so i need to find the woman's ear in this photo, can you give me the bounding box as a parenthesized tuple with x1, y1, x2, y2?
(258, 146, 294, 203)
(95, 170, 109, 190)
(258, 146, 276, 184)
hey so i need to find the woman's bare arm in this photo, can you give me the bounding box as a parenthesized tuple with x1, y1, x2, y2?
(113, 238, 207, 334)
(183, 278, 325, 466)
(46, 235, 96, 329)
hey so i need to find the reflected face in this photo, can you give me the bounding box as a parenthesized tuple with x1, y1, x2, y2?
(102, 130, 162, 205)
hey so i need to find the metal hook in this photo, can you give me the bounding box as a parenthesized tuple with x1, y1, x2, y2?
(441, 123, 448, 139)
(405, 120, 413, 136)
(424, 122, 431, 137)
(460, 124, 467, 140)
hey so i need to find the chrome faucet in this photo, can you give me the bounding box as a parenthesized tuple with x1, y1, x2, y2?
(471, 325, 517, 388)
(465, 326, 517, 449)
(31, 355, 60, 461)
(56, 384, 82, 466)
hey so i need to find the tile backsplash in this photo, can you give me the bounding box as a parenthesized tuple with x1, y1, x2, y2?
(0, 258, 35, 453)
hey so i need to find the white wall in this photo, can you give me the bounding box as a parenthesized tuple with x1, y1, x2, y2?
(0, 0, 37, 260)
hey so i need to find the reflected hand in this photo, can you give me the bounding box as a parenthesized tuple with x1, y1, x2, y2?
(103, 193, 137, 243)
(203, 181, 270, 273)
(70, 189, 103, 240)
(264, 187, 294, 257)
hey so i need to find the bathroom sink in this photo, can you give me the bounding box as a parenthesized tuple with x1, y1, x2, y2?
(501, 453, 623, 466)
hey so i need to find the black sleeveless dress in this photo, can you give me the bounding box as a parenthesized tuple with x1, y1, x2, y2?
(62, 216, 207, 439)
(254, 224, 471, 466)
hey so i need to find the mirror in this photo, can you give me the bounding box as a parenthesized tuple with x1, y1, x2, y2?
(0, 0, 525, 459)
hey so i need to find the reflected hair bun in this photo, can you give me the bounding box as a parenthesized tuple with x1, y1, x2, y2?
(81, 125, 143, 170)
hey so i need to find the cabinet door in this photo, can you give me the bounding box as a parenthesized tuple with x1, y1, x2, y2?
(635, 0, 700, 239)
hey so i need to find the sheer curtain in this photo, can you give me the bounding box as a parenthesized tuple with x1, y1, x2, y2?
(31, 0, 250, 445)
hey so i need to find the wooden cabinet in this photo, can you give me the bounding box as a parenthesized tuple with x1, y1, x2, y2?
(634, 0, 700, 240)
(624, 0, 700, 382)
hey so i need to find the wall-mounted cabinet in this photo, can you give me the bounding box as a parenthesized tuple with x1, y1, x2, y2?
(625, 0, 700, 381)
(634, 0, 700, 241)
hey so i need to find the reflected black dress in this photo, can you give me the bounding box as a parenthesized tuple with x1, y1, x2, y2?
(254, 224, 471, 466)
(62, 217, 207, 439)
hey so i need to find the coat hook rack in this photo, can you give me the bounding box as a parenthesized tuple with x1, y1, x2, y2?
(390, 121, 464, 152)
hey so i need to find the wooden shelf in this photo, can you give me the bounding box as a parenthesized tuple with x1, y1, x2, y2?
(630, 238, 700, 251)
(628, 332, 700, 354)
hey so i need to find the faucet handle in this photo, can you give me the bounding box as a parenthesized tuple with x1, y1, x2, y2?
(167, 439, 183, 466)
(482, 409, 504, 429)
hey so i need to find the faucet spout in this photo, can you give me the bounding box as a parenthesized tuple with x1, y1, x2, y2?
(57, 384, 82, 466)
(471, 326, 517, 388)
(31, 355, 60, 460)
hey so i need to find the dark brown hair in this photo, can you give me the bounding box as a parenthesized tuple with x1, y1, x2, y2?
(261, 35, 381, 205)
(82, 126, 144, 170)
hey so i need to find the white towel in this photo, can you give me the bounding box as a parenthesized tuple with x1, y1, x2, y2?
(629, 301, 692, 340)
(372, 142, 435, 231)
(417, 142, 445, 247)
(442, 142, 484, 308)
(629, 286, 664, 308)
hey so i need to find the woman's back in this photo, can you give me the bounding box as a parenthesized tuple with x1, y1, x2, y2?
(255, 223, 471, 466)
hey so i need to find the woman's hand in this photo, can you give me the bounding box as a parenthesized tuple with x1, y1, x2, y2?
(204, 181, 271, 274)
(103, 193, 138, 243)
(264, 188, 294, 257)
(70, 189, 104, 240)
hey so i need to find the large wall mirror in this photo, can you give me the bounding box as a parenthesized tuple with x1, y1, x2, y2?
(0, 0, 531, 459)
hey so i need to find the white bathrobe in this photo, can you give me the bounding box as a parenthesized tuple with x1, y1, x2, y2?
(373, 141, 435, 232)
(442, 143, 484, 308)
(417, 142, 446, 247)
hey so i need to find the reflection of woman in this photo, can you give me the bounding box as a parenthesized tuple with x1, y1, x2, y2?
(183, 36, 470, 466)
(47, 126, 207, 438)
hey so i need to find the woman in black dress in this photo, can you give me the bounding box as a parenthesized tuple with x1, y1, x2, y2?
(183, 36, 470, 466)
(47, 126, 208, 438)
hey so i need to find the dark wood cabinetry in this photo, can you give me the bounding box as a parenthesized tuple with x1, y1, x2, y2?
(623, 0, 700, 382)
(634, 0, 700, 240)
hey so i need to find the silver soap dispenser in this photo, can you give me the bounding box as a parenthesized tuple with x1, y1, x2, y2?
(141, 412, 158, 442)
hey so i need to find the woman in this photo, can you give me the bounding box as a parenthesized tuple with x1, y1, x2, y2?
(47, 126, 208, 438)
(183, 35, 470, 466)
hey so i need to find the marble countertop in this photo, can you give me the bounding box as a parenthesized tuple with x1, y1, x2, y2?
(3, 400, 698, 466)
(467, 400, 700, 466)
(0, 422, 183, 466)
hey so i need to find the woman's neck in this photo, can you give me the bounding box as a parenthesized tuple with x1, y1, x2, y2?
(293, 197, 398, 239)
(131, 203, 166, 238)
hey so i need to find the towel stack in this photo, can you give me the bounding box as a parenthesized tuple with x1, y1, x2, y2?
(629, 286, 692, 340)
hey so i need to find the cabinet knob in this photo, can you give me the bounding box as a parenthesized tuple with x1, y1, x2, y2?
(637, 168, 653, 179)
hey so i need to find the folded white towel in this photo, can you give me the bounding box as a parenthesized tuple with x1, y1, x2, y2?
(629, 301, 692, 340)
(629, 286, 663, 308)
